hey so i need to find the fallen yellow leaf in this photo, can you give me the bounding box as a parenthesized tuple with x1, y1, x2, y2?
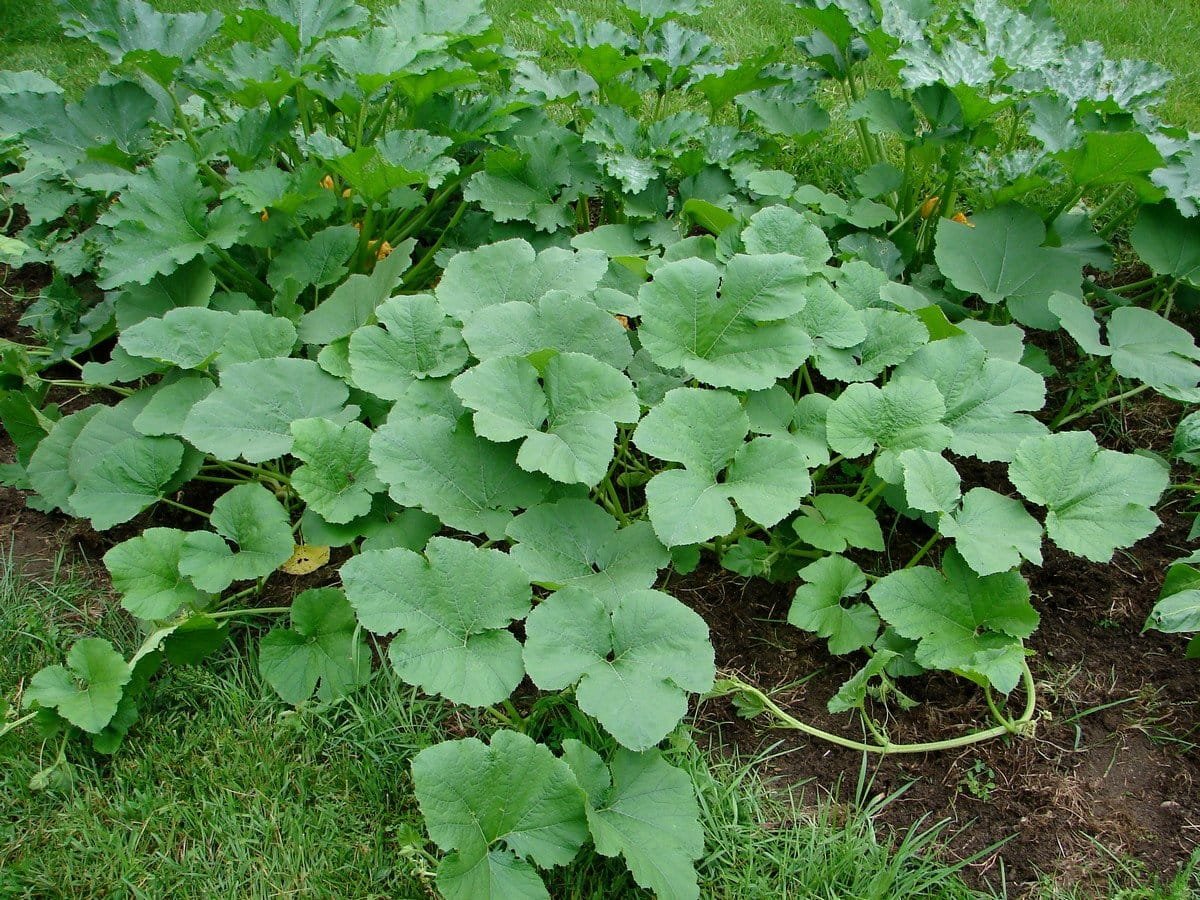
(280, 544, 331, 575)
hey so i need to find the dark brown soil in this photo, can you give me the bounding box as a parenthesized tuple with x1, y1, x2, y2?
(682, 497, 1200, 896)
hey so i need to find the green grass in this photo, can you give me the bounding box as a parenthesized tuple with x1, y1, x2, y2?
(1047, 0, 1200, 130)
(0, 557, 988, 898)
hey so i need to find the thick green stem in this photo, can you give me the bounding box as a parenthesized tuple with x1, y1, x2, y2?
(984, 684, 1020, 733)
(403, 201, 469, 288)
(214, 460, 290, 485)
(1113, 274, 1163, 295)
(602, 477, 630, 526)
(856, 478, 887, 506)
(1098, 199, 1140, 238)
(43, 380, 132, 397)
(160, 497, 210, 519)
(169, 89, 226, 189)
(0, 709, 38, 739)
(1046, 186, 1086, 225)
(887, 202, 923, 237)
(209, 606, 292, 621)
(904, 532, 939, 569)
(714, 662, 1037, 755)
(1055, 383, 1150, 428)
(1087, 185, 1128, 223)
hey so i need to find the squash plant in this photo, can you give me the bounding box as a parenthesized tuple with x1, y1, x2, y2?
(1, 0, 1199, 897)
(1146, 410, 1200, 659)
(0, 0, 524, 361)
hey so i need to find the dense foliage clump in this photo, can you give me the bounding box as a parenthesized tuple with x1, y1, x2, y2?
(2, 0, 1199, 895)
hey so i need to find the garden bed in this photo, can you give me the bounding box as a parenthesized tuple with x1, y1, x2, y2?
(4, 0, 1200, 896)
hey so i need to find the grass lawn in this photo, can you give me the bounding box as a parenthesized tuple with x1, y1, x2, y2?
(0, 558, 987, 898)
(1047, 0, 1200, 129)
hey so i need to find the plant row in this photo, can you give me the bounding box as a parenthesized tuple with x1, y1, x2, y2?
(1, 0, 1198, 897)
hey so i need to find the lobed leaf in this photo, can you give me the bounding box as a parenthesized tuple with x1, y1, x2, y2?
(340, 537, 531, 706)
(524, 587, 714, 750)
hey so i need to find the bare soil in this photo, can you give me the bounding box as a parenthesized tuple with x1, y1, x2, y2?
(683, 501, 1199, 894)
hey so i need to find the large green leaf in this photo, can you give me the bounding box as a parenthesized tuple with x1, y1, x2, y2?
(452, 353, 640, 486)
(1130, 202, 1200, 287)
(435, 240, 607, 320)
(215, 310, 298, 369)
(297, 246, 412, 345)
(1059, 131, 1163, 192)
(632, 388, 811, 546)
(791, 494, 883, 553)
(739, 205, 831, 272)
(111, 259, 215, 329)
(69, 435, 186, 529)
(180, 358, 350, 462)
(524, 586, 714, 750)
(814, 307, 928, 383)
(26, 406, 103, 512)
(370, 414, 552, 538)
(785, 279, 867, 367)
(26, 637, 131, 733)
(259, 588, 371, 705)
(259, 0, 366, 49)
(58, 0, 221, 65)
(1145, 563, 1200, 636)
(104, 527, 212, 620)
(289, 417, 382, 524)
(411, 730, 588, 900)
(638, 254, 814, 390)
(118, 306, 232, 369)
(894, 334, 1047, 462)
(940, 488, 1044, 576)
(869, 549, 1038, 693)
(825, 377, 951, 483)
(266, 224, 359, 295)
(506, 500, 667, 610)
(347, 293, 469, 400)
(934, 204, 1081, 329)
(97, 153, 248, 289)
(897, 448, 961, 515)
(465, 136, 591, 232)
(133, 376, 215, 437)
(1008, 431, 1168, 562)
(744, 386, 833, 466)
(561, 741, 703, 900)
(1049, 293, 1200, 401)
(340, 537, 531, 706)
(461, 291, 634, 372)
(178, 484, 295, 592)
(787, 555, 878, 655)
